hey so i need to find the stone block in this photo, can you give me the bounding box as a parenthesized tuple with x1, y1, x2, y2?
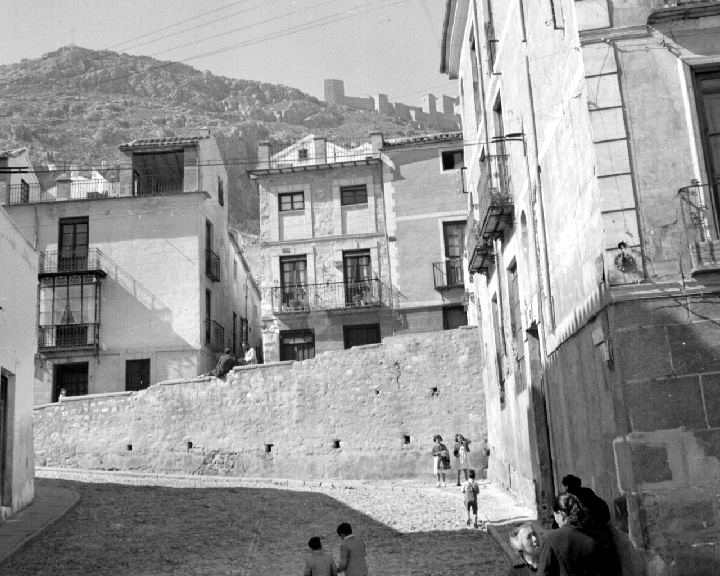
(616, 326, 672, 381)
(590, 108, 626, 142)
(631, 443, 672, 483)
(595, 139, 631, 176)
(625, 376, 706, 432)
(613, 299, 691, 330)
(582, 43, 617, 77)
(575, 0, 611, 32)
(667, 322, 720, 375)
(586, 75, 622, 110)
(602, 210, 639, 249)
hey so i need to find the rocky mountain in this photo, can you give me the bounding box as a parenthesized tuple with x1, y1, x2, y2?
(0, 45, 427, 169)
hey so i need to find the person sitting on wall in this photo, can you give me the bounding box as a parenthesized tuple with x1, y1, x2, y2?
(242, 342, 257, 366)
(210, 348, 236, 379)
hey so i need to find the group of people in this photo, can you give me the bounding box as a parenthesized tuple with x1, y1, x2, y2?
(303, 523, 367, 576)
(431, 433, 475, 487)
(507, 474, 616, 576)
(210, 342, 257, 379)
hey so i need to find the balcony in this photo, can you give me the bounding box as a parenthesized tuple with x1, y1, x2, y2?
(270, 279, 382, 314)
(475, 153, 514, 241)
(649, 1, 720, 24)
(205, 248, 220, 282)
(468, 239, 496, 276)
(205, 319, 225, 352)
(39, 248, 107, 276)
(5, 180, 122, 204)
(679, 182, 720, 279)
(133, 176, 184, 197)
(433, 258, 464, 290)
(38, 323, 100, 352)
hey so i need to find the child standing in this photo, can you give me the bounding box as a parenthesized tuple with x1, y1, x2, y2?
(462, 469, 481, 528)
(303, 536, 338, 576)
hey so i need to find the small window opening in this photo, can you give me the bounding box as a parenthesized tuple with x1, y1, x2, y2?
(265, 443, 274, 453)
(430, 387, 439, 397)
(126, 444, 133, 451)
(187, 441, 193, 450)
(332, 439, 341, 449)
(402, 434, 411, 445)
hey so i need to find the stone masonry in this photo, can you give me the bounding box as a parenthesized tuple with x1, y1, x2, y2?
(34, 327, 486, 480)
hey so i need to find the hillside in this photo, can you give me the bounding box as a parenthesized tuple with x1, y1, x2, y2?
(0, 45, 426, 168)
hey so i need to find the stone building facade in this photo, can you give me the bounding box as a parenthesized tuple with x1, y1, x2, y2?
(381, 132, 469, 333)
(2, 135, 261, 405)
(0, 149, 37, 519)
(442, 0, 720, 573)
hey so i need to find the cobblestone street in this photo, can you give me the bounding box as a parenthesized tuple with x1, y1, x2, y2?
(2, 470, 533, 576)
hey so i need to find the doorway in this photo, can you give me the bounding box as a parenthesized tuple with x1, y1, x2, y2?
(54, 362, 88, 402)
(0, 373, 10, 506)
(343, 250, 372, 306)
(344, 324, 381, 349)
(126, 359, 150, 391)
(443, 305, 468, 330)
(58, 217, 89, 272)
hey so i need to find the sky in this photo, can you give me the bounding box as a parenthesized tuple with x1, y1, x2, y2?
(0, 0, 456, 104)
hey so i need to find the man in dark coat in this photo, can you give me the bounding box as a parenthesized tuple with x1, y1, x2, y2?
(210, 348, 236, 379)
(561, 474, 611, 532)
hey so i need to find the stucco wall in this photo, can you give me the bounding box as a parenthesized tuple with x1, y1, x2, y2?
(0, 207, 36, 517)
(34, 327, 487, 480)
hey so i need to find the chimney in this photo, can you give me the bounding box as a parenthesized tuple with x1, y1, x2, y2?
(370, 132, 384, 154)
(422, 94, 437, 115)
(258, 141, 272, 168)
(313, 136, 326, 164)
(56, 173, 71, 200)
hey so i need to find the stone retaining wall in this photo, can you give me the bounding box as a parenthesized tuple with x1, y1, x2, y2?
(34, 327, 486, 480)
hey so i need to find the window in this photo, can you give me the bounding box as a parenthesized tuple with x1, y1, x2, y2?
(441, 149, 464, 171)
(20, 179, 29, 203)
(279, 191, 304, 212)
(280, 256, 308, 307)
(232, 312, 238, 354)
(443, 221, 466, 286)
(341, 184, 368, 206)
(54, 362, 88, 402)
(59, 217, 89, 272)
(241, 317, 249, 344)
(0, 372, 10, 506)
(38, 274, 99, 350)
(205, 290, 212, 344)
(696, 71, 720, 224)
(298, 148, 309, 160)
(443, 305, 468, 330)
(233, 259, 238, 280)
(343, 250, 372, 306)
(217, 177, 224, 206)
(491, 294, 506, 396)
(344, 324, 381, 349)
(469, 28, 481, 112)
(126, 359, 150, 391)
(507, 262, 526, 392)
(280, 330, 315, 361)
(485, 0, 498, 73)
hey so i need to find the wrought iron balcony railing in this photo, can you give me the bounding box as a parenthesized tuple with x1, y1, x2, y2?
(270, 279, 382, 313)
(468, 239, 496, 276)
(133, 176, 185, 197)
(38, 323, 100, 352)
(475, 153, 514, 242)
(205, 319, 225, 352)
(39, 248, 106, 276)
(679, 181, 720, 277)
(433, 258, 464, 290)
(205, 248, 220, 282)
(5, 180, 122, 204)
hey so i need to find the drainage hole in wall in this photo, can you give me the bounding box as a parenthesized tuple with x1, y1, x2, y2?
(265, 443, 274, 453)
(126, 444, 133, 451)
(430, 387, 439, 397)
(402, 434, 411, 445)
(375, 388, 380, 395)
(187, 441, 193, 450)
(332, 439, 341, 449)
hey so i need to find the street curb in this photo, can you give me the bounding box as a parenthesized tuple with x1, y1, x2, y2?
(0, 485, 80, 568)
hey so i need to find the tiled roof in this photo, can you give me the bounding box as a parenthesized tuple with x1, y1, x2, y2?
(382, 131, 463, 149)
(119, 135, 210, 150)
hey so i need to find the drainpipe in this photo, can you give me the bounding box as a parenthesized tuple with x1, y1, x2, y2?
(375, 139, 396, 336)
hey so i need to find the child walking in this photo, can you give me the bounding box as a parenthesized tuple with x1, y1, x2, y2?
(462, 469, 481, 528)
(303, 536, 338, 576)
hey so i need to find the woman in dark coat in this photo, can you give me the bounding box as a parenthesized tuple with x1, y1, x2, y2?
(537, 493, 613, 576)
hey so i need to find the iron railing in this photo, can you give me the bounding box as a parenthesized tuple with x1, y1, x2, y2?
(433, 258, 464, 289)
(133, 176, 185, 197)
(38, 323, 100, 352)
(270, 279, 382, 313)
(205, 319, 225, 352)
(39, 248, 106, 275)
(679, 181, 720, 275)
(475, 153, 513, 242)
(5, 179, 122, 204)
(206, 248, 220, 282)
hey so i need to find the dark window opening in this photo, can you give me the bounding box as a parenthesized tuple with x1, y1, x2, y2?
(280, 329, 315, 361)
(298, 148, 308, 160)
(443, 305, 468, 330)
(20, 179, 29, 203)
(343, 250, 372, 306)
(343, 324, 381, 349)
(507, 262, 526, 393)
(341, 184, 368, 206)
(53, 362, 88, 402)
(218, 177, 224, 206)
(280, 256, 308, 308)
(430, 387, 439, 397)
(279, 191, 304, 212)
(127, 444, 133, 451)
(332, 439, 341, 449)
(402, 434, 411, 445)
(0, 373, 10, 506)
(265, 443, 274, 453)
(441, 149, 464, 170)
(205, 290, 212, 344)
(126, 359, 150, 392)
(187, 441, 193, 450)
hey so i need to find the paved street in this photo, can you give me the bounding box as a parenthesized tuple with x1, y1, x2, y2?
(2, 471, 533, 575)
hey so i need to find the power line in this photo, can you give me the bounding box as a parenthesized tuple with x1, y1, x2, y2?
(106, 0, 250, 51)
